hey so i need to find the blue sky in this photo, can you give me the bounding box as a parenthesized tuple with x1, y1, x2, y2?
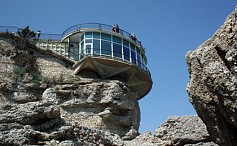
(1, 1, 236, 133)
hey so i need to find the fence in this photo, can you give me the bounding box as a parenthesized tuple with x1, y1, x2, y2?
(62, 23, 144, 51)
(0, 26, 18, 34)
(0, 24, 144, 50)
(0, 25, 150, 76)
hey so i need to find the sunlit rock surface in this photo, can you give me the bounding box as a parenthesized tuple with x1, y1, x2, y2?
(186, 7, 237, 146)
(0, 33, 139, 145)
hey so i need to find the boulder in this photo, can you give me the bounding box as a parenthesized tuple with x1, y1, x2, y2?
(154, 116, 217, 146)
(186, 7, 237, 145)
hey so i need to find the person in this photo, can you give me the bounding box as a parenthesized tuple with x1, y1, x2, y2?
(25, 26, 30, 36)
(129, 32, 137, 41)
(112, 24, 120, 33)
(115, 24, 119, 33)
(112, 24, 116, 32)
(37, 30, 41, 39)
(138, 41, 143, 48)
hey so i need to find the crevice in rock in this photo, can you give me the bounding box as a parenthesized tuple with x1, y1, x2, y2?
(215, 46, 232, 72)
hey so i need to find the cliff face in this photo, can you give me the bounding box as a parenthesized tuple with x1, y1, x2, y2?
(0, 33, 218, 146)
(0, 33, 140, 145)
(186, 7, 237, 146)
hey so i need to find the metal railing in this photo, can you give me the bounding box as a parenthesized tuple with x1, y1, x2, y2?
(0, 24, 145, 50)
(39, 33, 62, 41)
(62, 23, 144, 50)
(0, 26, 62, 41)
(0, 26, 18, 34)
(0, 25, 150, 76)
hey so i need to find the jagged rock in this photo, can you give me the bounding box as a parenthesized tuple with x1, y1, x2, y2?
(154, 116, 218, 146)
(123, 116, 218, 146)
(124, 131, 171, 146)
(122, 126, 139, 140)
(0, 33, 138, 145)
(186, 7, 237, 146)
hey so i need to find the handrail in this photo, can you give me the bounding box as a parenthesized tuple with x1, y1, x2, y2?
(0, 26, 19, 33)
(0, 24, 145, 51)
(39, 33, 62, 41)
(0, 26, 62, 41)
(0, 25, 150, 76)
(0, 23, 144, 45)
(62, 23, 145, 51)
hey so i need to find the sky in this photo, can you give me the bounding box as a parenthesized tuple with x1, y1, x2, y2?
(0, 1, 236, 133)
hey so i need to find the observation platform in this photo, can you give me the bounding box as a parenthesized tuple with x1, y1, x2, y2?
(0, 23, 152, 99)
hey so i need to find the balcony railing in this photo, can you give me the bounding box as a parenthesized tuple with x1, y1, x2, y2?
(0, 26, 18, 34)
(62, 23, 145, 51)
(0, 25, 150, 76)
(0, 23, 145, 50)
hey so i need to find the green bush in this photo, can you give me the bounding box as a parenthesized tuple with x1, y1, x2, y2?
(14, 67, 27, 77)
(14, 67, 51, 84)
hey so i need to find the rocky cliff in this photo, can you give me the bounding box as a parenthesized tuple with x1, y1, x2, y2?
(0, 33, 140, 145)
(0, 31, 219, 145)
(186, 7, 237, 146)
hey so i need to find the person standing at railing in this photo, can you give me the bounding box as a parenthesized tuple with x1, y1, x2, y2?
(37, 30, 41, 39)
(112, 24, 120, 33)
(129, 32, 137, 41)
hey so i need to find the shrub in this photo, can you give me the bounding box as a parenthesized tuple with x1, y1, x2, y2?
(14, 67, 27, 77)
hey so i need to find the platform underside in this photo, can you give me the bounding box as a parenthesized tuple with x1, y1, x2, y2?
(73, 57, 152, 99)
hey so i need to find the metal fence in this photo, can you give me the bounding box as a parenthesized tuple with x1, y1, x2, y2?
(0, 26, 18, 34)
(62, 23, 144, 50)
(0, 25, 150, 76)
(0, 23, 144, 49)
(39, 33, 62, 41)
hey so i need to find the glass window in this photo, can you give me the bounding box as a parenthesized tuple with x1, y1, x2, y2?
(143, 55, 147, 64)
(113, 36, 121, 44)
(136, 48, 141, 56)
(130, 43, 135, 51)
(141, 54, 144, 64)
(85, 39, 92, 43)
(137, 54, 141, 67)
(93, 32, 100, 39)
(123, 46, 130, 61)
(131, 50, 136, 64)
(123, 39, 129, 47)
(80, 41, 84, 52)
(86, 44, 91, 54)
(93, 39, 100, 55)
(85, 32, 92, 38)
(113, 43, 122, 58)
(101, 33, 111, 41)
(81, 34, 84, 41)
(101, 40, 111, 55)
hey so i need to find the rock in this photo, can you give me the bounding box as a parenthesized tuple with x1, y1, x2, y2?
(122, 126, 139, 140)
(58, 140, 82, 146)
(154, 116, 217, 146)
(0, 33, 138, 145)
(124, 131, 171, 146)
(42, 88, 58, 104)
(1, 21, 232, 145)
(186, 7, 237, 145)
(124, 116, 217, 146)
